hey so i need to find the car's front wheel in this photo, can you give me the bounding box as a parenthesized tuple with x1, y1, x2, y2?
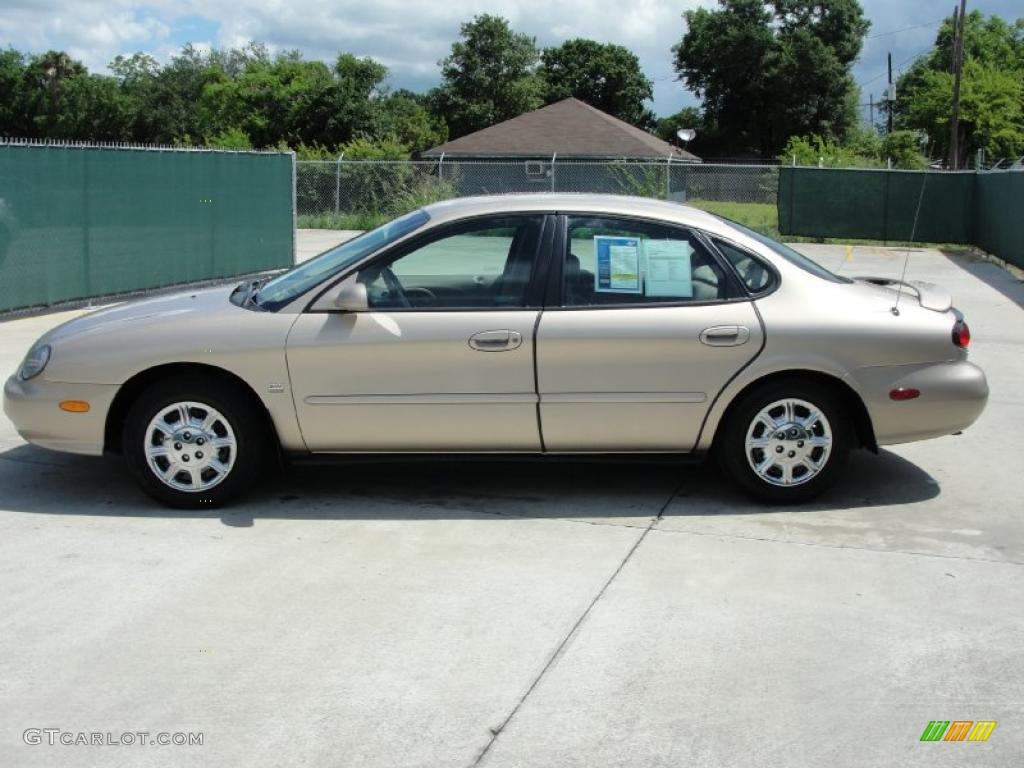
(122, 376, 270, 508)
(718, 379, 851, 503)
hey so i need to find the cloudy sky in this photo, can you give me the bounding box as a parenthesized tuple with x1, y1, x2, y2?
(1, 0, 1020, 118)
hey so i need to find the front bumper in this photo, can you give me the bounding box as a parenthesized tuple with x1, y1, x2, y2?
(848, 360, 989, 446)
(3, 374, 118, 456)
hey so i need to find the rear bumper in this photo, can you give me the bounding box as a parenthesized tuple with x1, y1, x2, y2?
(3, 374, 118, 456)
(848, 360, 988, 446)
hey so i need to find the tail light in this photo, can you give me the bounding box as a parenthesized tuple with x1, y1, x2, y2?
(952, 318, 971, 348)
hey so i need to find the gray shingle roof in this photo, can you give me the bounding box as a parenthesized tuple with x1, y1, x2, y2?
(422, 98, 700, 161)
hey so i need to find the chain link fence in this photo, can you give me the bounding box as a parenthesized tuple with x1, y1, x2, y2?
(296, 159, 780, 227)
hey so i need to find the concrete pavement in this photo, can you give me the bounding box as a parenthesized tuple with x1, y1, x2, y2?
(0, 242, 1021, 767)
(295, 228, 359, 263)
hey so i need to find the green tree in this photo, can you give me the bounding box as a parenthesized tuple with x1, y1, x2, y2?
(24, 51, 86, 136)
(206, 126, 254, 150)
(379, 90, 447, 154)
(429, 14, 544, 139)
(673, 0, 870, 157)
(140, 45, 222, 143)
(0, 49, 34, 137)
(540, 39, 654, 126)
(779, 128, 925, 169)
(895, 12, 1024, 164)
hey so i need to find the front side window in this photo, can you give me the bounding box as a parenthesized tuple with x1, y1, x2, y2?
(562, 216, 736, 306)
(360, 215, 544, 310)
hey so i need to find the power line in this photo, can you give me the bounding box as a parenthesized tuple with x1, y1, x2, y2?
(857, 45, 934, 89)
(866, 18, 944, 40)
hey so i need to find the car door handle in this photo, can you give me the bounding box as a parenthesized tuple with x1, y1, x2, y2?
(699, 325, 750, 346)
(469, 330, 522, 351)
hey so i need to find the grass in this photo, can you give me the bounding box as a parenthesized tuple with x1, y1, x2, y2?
(298, 212, 390, 230)
(688, 199, 782, 239)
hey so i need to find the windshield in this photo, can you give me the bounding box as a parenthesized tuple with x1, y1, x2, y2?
(721, 219, 851, 284)
(255, 209, 431, 310)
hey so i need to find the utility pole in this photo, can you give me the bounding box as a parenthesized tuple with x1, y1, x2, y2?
(886, 53, 894, 134)
(869, 94, 874, 129)
(949, 0, 968, 169)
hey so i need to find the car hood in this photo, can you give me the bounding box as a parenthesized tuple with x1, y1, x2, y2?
(35, 283, 298, 386)
(44, 286, 236, 344)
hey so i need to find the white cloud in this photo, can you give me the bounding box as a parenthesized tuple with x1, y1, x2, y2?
(0, 0, 700, 112)
(3, 0, 1017, 115)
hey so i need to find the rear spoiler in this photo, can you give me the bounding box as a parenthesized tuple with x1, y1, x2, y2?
(854, 277, 953, 312)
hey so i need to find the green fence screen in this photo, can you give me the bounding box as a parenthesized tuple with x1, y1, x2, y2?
(778, 166, 1023, 269)
(974, 170, 1024, 270)
(0, 144, 294, 312)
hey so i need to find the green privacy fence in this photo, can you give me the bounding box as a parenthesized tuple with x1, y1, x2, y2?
(974, 170, 1024, 270)
(0, 143, 295, 312)
(778, 166, 1023, 268)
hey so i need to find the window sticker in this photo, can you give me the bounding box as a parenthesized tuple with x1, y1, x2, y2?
(643, 240, 693, 297)
(593, 236, 641, 294)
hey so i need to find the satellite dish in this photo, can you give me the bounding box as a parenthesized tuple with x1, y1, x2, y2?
(676, 128, 697, 143)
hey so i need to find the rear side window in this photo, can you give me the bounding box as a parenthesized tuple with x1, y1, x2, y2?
(713, 238, 777, 295)
(719, 219, 851, 284)
(562, 216, 738, 306)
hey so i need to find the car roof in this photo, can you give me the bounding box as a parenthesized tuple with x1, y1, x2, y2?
(421, 193, 732, 235)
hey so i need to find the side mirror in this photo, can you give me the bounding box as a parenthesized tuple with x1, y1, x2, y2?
(312, 275, 368, 312)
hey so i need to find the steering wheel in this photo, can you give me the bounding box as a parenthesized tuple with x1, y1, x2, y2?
(380, 266, 411, 308)
(403, 287, 437, 305)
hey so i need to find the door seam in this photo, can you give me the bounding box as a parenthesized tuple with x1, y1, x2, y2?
(532, 309, 546, 453)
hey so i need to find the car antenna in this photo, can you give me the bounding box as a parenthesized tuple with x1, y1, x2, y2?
(892, 145, 933, 316)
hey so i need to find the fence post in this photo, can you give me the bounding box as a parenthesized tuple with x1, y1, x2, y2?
(81, 147, 92, 303)
(334, 153, 344, 215)
(882, 170, 891, 244)
(438, 152, 444, 181)
(665, 155, 672, 200)
(551, 153, 557, 192)
(291, 151, 298, 264)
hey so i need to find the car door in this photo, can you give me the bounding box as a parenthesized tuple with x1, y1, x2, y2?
(286, 214, 550, 452)
(536, 214, 764, 452)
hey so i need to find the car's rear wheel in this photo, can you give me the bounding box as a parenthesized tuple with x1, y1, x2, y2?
(122, 376, 269, 508)
(718, 379, 850, 503)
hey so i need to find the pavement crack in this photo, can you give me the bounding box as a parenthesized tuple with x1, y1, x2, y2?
(468, 482, 683, 767)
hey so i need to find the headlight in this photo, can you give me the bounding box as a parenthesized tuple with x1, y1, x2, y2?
(19, 344, 51, 380)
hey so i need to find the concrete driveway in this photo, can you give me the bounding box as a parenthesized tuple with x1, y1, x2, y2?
(0, 243, 1021, 767)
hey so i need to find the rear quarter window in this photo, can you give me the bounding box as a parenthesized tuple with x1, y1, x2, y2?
(712, 238, 778, 295)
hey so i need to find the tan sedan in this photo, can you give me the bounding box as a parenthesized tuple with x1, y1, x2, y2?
(4, 194, 988, 507)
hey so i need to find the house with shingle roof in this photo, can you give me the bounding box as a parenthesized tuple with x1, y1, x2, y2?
(422, 98, 699, 161)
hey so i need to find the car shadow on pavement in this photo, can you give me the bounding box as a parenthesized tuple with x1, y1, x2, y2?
(942, 250, 1024, 310)
(0, 444, 939, 526)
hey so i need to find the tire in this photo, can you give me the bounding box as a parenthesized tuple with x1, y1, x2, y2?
(122, 374, 271, 509)
(717, 379, 851, 504)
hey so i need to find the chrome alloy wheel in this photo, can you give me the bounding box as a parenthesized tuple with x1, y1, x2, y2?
(744, 398, 833, 487)
(144, 401, 237, 492)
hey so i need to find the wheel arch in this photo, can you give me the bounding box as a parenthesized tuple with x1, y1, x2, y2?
(709, 369, 878, 454)
(104, 362, 280, 455)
